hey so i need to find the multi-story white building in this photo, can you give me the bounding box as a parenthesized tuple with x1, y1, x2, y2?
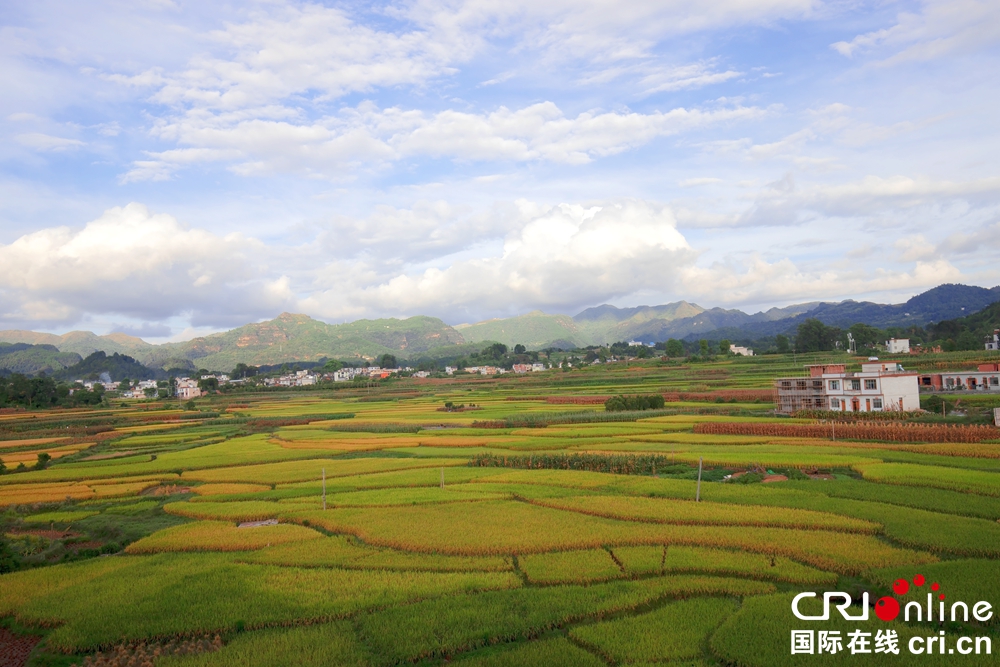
(175, 378, 203, 400)
(729, 345, 754, 357)
(775, 362, 920, 414)
(886, 338, 910, 354)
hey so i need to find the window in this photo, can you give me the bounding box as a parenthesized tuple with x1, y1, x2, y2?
(873, 398, 883, 409)
(992, 377, 999, 386)
(796, 380, 807, 390)
(780, 381, 792, 389)
(865, 379, 877, 390)
(812, 380, 823, 390)
(829, 380, 840, 390)
(850, 379, 861, 391)
(831, 399, 841, 409)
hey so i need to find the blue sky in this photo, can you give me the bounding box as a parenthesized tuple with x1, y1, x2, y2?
(1, 0, 998, 341)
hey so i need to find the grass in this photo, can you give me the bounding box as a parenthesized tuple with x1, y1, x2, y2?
(356, 576, 774, 665)
(3, 354, 1000, 662)
(158, 621, 370, 667)
(243, 535, 513, 572)
(531, 495, 878, 532)
(519, 549, 622, 584)
(287, 500, 935, 573)
(22, 510, 99, 523)
(125, 520, 324, 553)
(711, 592, 997, 667)
(854, 461, 1000, 496)
(570, 596, 739, 663)
(3, 553, 520, 652)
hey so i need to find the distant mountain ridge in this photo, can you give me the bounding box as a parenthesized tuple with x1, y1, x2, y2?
(1, 284, 997, 371)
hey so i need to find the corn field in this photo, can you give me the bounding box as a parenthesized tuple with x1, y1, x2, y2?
(693, 420, 998, 443)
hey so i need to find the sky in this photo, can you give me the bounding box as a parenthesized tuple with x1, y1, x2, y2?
(1, 0, 999, 342)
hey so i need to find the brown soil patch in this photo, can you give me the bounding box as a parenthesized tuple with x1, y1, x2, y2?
(762, 474, 788, 483)
(0, 627, 41, 667)
(7, 529, 78, 540)
(144, 485, 192, 496)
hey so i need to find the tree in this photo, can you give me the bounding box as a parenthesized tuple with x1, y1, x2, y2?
(847, 323, 883, 349)
(34, 452, 51, 470)
(0, 535, 18, 573)
(699, 340, 709, 357)
(120, 377, 131, 390)
(776, 334, 790, 354)
(232, 363, 258, 379)
(483, 343, 508, 361)
(143, 387, 157, 398)
(198, 377, 219, 393)
(379, 354, 398, 369)
(665, 339, 685, 357)
(321, 359, 342, 373)
(795, 318, 840, 352)
(719, 339, 731, 355)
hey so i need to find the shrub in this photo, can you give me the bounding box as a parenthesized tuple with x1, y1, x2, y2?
(605, 394, 666, 412)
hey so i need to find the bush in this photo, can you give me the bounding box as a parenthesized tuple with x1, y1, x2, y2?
(604, 394, 666, 412)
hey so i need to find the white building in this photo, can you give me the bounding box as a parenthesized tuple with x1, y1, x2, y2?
(175, 378, 203, 400)
(729, 344, 754, 357)
(775, 362, 920, 414)
(886, 338, 910, 354)
(986, 330, 1000, 351)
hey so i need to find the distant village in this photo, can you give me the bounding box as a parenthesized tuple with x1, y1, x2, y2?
(67, 329, 1000, 403)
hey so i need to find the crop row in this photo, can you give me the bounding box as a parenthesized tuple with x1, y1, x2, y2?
(664, 389, 774, 402)
(289, 500, 935, 573)
(693, 420, 999, 442)
(469, 452, 676, 475)
(356, 575, 774, 665)
(125, 520, 323, 554)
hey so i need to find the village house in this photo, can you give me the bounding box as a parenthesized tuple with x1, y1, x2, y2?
(918, 363, 1000, 392)
(774, 362, 920, 414)
(986, 330, 1000, 351)
(885, 338, 910, 354)
(729, 344, 754, 357)
(175, 378, 203, 400)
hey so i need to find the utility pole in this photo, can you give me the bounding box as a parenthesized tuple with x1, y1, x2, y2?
(696, 457, 703, 502)
(322, 468, 326, 510)
(440, 467, 444, 489)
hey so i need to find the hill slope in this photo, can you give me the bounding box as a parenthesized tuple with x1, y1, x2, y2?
(148, 313, 467, 369)
(0, 343, 82, 376)
(457, 311, 589, 349)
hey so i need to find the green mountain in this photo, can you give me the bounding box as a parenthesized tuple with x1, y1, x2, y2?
(0, 330, 152, 359)
(927, 301, 1000, 350)
(148, 313, 467, 370)
(0, 343, 82, 376)
(456, 311, 589, 349)
(54, 351, 158, 382)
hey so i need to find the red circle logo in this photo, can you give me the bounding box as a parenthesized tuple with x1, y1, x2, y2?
(875, 596, 900, 622)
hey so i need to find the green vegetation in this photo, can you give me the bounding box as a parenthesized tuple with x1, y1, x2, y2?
(570, 596, 738, 663)
(1, 347, 1000, 665)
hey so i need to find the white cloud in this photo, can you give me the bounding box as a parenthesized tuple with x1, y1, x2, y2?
(679, 255, 963, 306)
(122, 100, 766, 180)
(0, 203, 291, 327)
(301, 199, 696, 320)
(14, 132, 85, 151)
(831, 0, 1000, 63)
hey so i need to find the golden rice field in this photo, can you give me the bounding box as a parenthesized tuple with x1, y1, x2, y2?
(0, 352, 998, 666)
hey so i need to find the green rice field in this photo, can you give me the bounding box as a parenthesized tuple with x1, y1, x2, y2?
(1, 351, 998, 665)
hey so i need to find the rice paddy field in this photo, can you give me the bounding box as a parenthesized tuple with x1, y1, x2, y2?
(1, 351, 999, 666)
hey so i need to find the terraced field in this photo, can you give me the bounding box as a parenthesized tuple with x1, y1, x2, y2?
(0, 351, 998, 665)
